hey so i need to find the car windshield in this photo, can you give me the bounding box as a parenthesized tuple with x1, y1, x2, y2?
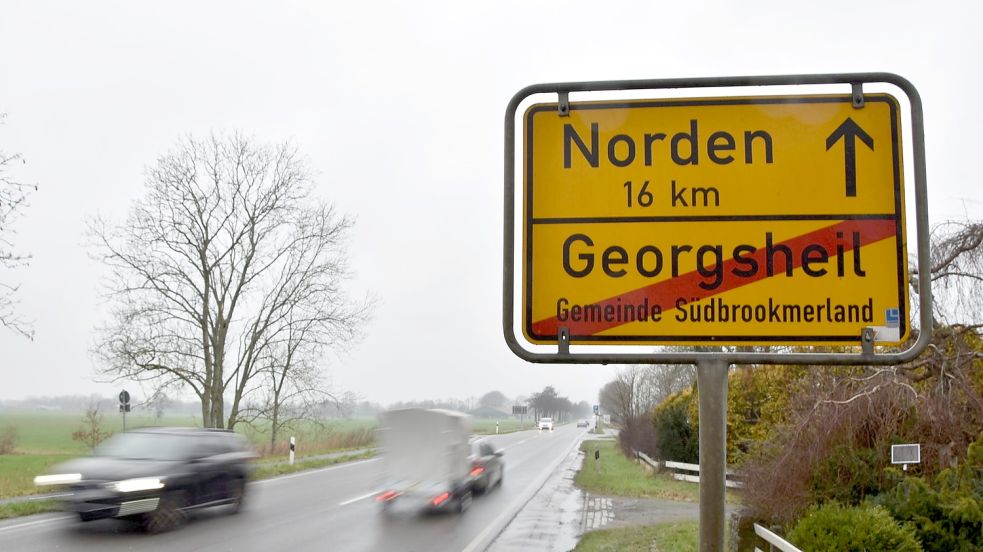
(95, 432, 196, 461)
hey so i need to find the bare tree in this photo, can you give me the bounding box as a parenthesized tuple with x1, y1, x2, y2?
(914, 219, 983, 328)
(144, 390, 172, 425)
(0, 114, 36, 339)
(528, 386, 572, 420)
(245, 313, 336, 451)
(90, 133, 370, 429)
(600, 364, 693, 424)
(599, 368, 640, 423)
(334, 391, 361, 418)
(640, 364, 695, 407)
(478, 390, 508, 410)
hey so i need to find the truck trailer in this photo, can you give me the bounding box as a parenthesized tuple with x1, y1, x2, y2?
(375, 408, 476, 514)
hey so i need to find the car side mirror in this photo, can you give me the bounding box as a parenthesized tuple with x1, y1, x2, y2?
(494, 450, 504, 457)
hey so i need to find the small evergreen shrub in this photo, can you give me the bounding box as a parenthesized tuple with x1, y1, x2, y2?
(788, 502, 922, 552)
(651, 393, 698, 463)
(874, 431, 983, 552)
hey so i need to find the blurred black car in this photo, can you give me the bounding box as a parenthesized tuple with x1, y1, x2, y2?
(468, 442, 504, 494)
(34, 427, 256, 532)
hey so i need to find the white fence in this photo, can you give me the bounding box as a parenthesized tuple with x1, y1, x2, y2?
(753, 523, 801, 552)
(634, 451, 744, 488)
(633, 452, 798, 550)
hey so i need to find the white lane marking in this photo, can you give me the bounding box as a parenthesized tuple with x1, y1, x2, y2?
(253, 458, 378, 485)
(338, 489, 383, 506)
(0, 515, 72, 534)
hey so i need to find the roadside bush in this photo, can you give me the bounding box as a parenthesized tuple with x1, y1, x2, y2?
(725, 365, 805, 466)
(0, 425, 16, 454)
(738, 365, 968, 524)
(809, 444, 885, 505)
(651, 391, 698, 464)
(874, 430, 983, 552)
(71, 405, 112, 452)
(617, 413, 658, 459)
(787, 502, 922, 552)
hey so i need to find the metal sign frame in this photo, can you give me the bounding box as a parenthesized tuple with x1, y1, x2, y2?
(503, 73, 932, 366)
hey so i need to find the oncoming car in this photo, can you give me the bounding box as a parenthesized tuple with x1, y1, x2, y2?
(538, 417, 554, 431)
(34, 427, 256, 532)
(577, 419, 590, 428)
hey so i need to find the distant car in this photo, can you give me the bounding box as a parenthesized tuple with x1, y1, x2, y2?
(538, 417, 554, 431)
(469, 442, 504, 493)
(34, 427, 256, 532)
(577, 419, 589, 428)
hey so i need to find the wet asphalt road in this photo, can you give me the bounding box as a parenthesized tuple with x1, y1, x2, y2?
(0, 424, 588, 552)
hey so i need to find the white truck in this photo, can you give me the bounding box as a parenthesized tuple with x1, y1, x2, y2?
(375, 408, 476, 513)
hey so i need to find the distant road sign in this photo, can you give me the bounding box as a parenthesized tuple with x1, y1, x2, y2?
(512, 405, 528, 415)
(521, 94, 908, 346)
(118, 390, 130, 405)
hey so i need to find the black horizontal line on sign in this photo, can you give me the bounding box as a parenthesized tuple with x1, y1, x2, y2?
(530, 213, 898, 224)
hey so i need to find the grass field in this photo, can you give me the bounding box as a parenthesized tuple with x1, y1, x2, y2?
(471, 418, 537, 434)
(575, 440, 741, 504)
(576, 440, 702, 502)
(0, 454, 76, 497)
(572, 522, 702, 552)
(0, 411, 202, 454)
(572, 441, 736, 551)
(0, 409, 378, 499)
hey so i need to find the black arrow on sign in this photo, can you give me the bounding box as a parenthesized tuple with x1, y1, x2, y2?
(826, 117, 874, 197)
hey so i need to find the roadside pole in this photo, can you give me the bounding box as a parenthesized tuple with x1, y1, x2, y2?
(697, 359, 729, 552)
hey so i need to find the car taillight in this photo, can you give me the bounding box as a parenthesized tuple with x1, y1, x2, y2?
(431, 492, 451, 506)
(376, 490, 398, 502)
(470, 466, 485, 477)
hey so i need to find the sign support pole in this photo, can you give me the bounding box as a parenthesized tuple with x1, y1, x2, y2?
(697, 358, 729, 552)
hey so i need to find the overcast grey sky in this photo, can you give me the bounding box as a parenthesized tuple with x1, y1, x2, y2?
(0, 0, 980, 406)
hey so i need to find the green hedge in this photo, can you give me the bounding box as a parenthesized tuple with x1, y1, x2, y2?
(873, 431, 983, 552)
(788, 502, 922, 552)
(651, 393, 698, 463)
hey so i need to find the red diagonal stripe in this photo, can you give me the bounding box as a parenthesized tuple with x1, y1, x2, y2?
(531, 219, 897, 338)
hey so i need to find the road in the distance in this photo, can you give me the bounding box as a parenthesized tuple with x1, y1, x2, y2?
(0, 424, 589, 552)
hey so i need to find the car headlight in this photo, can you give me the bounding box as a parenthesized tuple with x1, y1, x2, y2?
(110, 478, 165, 493)
(34, 473, 82, 486)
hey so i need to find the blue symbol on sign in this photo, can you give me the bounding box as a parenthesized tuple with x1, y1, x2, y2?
(886, 308, 899, 327)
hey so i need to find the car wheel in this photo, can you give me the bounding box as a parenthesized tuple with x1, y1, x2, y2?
(228, 477, 246, 514)
(143, 491, 187, 533)
(497, 468, 505, 488)
(456, 490, 472, 514)
(78, 511, 99, 522)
